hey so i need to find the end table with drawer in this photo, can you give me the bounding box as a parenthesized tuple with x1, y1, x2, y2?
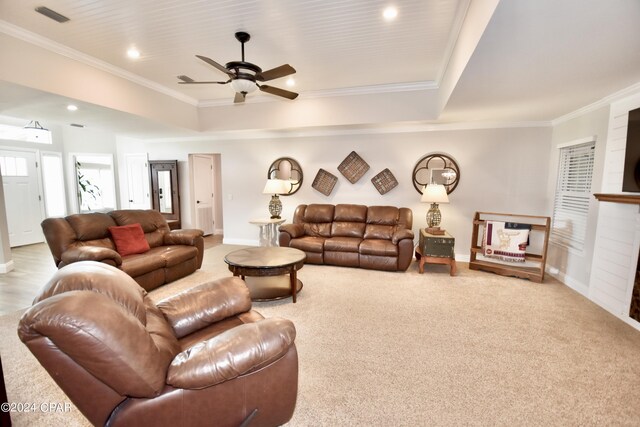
(415, 229, 457, 276)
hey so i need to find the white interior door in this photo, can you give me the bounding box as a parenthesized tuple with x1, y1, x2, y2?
(41, 151, 66, 217)
(191, 154, 214, 236)
(125, 153, 150, 209)
(0, 150, 44, 247)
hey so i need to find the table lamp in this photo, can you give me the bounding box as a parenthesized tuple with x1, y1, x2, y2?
(420, 184, 449, 231)
(263, 179, 290, 219)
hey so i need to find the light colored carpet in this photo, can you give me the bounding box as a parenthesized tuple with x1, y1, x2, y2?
(2, 244, 640, 426)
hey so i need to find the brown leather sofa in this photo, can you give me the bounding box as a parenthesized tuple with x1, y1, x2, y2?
(18, 261, 298, 427)
(279, 204, 414, 271)
(41, 209, 204, 291)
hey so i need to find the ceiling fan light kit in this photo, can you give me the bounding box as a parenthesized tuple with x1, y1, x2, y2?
(178, 31, 298, 103)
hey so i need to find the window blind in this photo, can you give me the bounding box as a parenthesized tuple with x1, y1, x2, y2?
(551, 141, 595, 251)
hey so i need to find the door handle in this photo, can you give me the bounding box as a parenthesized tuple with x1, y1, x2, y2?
(196, 200, 201, 204)
(129, 199, 133, 203)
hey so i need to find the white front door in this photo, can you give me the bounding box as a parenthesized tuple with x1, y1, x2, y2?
(191, 154, 214, 236)
(0, 150, 44, 247)
(125, 153, 150, 209)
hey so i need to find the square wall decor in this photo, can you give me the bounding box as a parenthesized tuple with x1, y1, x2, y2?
(371, 168, 398, 195)
(312, 168, 338, 196)
(338, 151, 370, 184)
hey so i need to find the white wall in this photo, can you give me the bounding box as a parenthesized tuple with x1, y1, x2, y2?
(118, 125, 552, 254)
(545, 106, 610, 294)
(588, 92, 640, 326)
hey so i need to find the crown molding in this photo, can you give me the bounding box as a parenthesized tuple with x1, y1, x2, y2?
(552, 81, 640, 125)
(0, 20, 199, 106)
(145, 120, 551, 144)
(197, 81, 438, 108)
(436, 0, 472, 84)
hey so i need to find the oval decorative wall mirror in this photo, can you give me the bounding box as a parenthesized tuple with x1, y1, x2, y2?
(412, 153, 460, 194)
(268, 157, 303, 196)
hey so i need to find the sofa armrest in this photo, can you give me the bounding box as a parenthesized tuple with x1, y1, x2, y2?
(60, 246, 122, 267)
(166, 318, 296, 389)
(279, 223, 305, 238)
(163, 229, 204, 246)
(156, 277, 251, 338)
(391, 229, 414, 245)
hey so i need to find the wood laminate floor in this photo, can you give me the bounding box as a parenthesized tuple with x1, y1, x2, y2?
(0, 235, 223, 316)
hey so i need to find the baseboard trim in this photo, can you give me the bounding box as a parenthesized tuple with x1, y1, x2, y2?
(223, 238, 259, 246)
(0, 260, 15, 273)
(546, 267, 589, 297)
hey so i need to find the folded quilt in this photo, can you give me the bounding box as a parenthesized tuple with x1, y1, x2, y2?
(482, 221, 529, 262)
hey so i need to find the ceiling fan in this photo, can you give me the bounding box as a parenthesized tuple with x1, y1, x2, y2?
(177, 31, 298, 103)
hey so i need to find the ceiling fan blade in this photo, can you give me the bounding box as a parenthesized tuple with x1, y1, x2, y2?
(195, 55, 233, 76)
(178, 77, 230, 85)
(259, 85, 299, 100)
(234, 92, 246, 103)
(177, 75, 195, 83)
(256, 64, 296, 82)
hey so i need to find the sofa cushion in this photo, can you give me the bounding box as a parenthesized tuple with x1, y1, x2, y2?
(156, 245, 199, 267)
(364, 206, 400, 240)
(303, 204, 335, 223)
(303, 223, 332, 237)
(359, 239, 399, 257)
(364, 224, 395, 240)
(331, 222, 365, 238)
(366, 206, 400, 225)
(109, 224, 151, 256)
(290, 236, 325, 253)
(334, 204, 367, 222)
(324, 237, 362, 253)
(67, 213, 116, 241)
(121, 251, 167, 278)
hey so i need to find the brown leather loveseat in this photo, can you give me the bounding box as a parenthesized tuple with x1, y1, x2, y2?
(41, 209, 204, 291)
(279, 204, 414, 271)
(18, 261, 298, 427)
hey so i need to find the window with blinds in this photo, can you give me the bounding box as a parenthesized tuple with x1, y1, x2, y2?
(551, 141, 595, 251)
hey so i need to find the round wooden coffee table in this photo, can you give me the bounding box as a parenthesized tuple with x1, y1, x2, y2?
(224, 247, 306, 303)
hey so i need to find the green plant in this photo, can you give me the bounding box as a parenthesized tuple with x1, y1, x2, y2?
(76, 161, 101, 209)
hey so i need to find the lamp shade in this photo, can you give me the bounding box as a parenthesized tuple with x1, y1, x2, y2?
(263, 179, 290, 195)
(231, 77, 258, 94)
(420, 184, 449, 203)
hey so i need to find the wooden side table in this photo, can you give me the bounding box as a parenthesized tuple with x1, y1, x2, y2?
(416, 229, 456, 276)
(415, 246, 457, 276)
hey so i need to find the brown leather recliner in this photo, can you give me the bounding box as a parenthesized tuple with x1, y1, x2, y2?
(41, 209, 204, 291)
(279, 204, 414, 271)
(18, 261, 298, 427)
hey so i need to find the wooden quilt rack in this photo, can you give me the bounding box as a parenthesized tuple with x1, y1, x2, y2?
(469, 211, 551, 283)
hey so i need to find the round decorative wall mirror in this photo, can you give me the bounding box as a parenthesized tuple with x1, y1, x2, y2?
(412, 153, 460, 194)
(268, 157, 303, 196)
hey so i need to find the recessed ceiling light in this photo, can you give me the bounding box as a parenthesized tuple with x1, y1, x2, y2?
(286, 77, 295, 87)
(127, 47, 140, 59)
(67, 104, 78, 111)
(383, 6, 398, 21)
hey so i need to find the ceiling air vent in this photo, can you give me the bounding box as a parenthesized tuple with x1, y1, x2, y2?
(35, 6, 70, 23)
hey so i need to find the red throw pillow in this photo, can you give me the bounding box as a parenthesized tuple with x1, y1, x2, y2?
(108, 223, 150, 256)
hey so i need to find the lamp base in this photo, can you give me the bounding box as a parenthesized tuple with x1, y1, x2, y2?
(268, 195, 282, 219)
(425, 227, 445, 235)
(426, 202, 442, 228)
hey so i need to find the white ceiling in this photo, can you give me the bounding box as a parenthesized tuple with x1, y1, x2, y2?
(1, 0, 464, 100)
(1, 0, 640, 138)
